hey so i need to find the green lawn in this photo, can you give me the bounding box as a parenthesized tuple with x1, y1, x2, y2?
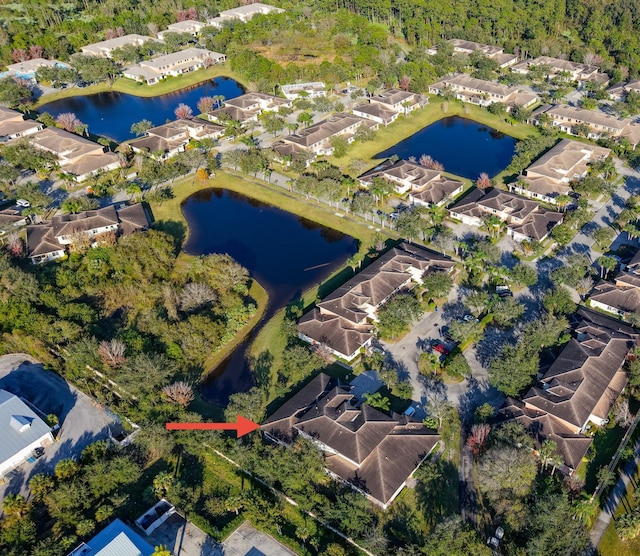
(574, 424, 626, 493)
(597, 463, 640, 556)
(34, 63, 248, 108)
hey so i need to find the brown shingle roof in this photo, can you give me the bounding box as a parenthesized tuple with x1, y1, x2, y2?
(589, 282, 640, 314)
(525, 139, 610, 183)
(51, 205, 119, 239)
(262, 373, 439, 507)
(26, 225, 63, 257)
(497, 398, 592, 471)
(522, 308, 637, 430)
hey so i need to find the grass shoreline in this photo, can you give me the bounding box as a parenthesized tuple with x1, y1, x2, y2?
(33, 64, 248, 108)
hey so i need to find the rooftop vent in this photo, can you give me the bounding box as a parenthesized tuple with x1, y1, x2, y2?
(10, 415, 33, 432)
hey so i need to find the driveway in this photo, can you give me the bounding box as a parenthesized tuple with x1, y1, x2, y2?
(0, 354, 122, 502)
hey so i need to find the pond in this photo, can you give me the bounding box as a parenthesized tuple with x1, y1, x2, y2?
(182, 188, 358, 405)
(375, 116, 517, 179)
(37, 76, 244, 142)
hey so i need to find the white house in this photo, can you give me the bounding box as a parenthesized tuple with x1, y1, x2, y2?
(281, 82, 326, 100)
(0, 389, 53, 478)
(157, 20, 207, 40)
(123, 48, 226, 85)
(81, 34, 158, 58)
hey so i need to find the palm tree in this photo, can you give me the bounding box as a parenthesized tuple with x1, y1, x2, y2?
(482, 214, 505, 238)
(555, 194, 571, 212)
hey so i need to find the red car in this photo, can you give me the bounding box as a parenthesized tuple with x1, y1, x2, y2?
(432, 343, 450, 355)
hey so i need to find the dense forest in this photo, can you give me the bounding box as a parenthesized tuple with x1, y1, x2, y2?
(2, 0, 640, 89)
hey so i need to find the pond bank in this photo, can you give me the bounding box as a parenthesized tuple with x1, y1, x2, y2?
(33, 63, 248, 108)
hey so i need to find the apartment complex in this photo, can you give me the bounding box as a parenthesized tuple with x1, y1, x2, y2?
(511, 56, 609, 85)
(498, 309, 638, 474)
(81, 34, 157, 58)
(282, 113, 376, 156)
(531, 104, 640, 146)
(427, 39, 519, 68)
(298, 243, 455, 361)
(207, 2, 283, 27)
(358, 158, 464, 207)
(262, 372, 440, 509)
(429, 74, 538, 110)
(28, 128, 121, 182)
(0, 106, 43, 142)
(206, 92, 292, 123)
(509, 139, 611, 204)
(449, 188, 563, 242)
(128, 118, 224, 159)
(26, 204, 149, 264)
(123, 48, 225, 85)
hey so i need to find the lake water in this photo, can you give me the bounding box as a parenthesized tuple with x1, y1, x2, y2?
(37, 76, 244, 142)
(182, 188, 358, 405)
(375, 116, 517, 179)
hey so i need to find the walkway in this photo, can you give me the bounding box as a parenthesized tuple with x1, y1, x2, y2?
(589, 437, 640, 551)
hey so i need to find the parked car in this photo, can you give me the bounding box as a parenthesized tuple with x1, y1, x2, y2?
(432, 342, 450, 355)
(463, 314, 478, 322)
(441, 326, 452, 340)
(16, 199, 30, 208)
(496, 285, 513, 297)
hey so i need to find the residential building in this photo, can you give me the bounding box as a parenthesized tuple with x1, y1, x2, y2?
(588, 282, 640, 318)
(298, 242, 454, 360)
(207, 2, 284, 27)
(28, 128, 121, 182)
(4, 58, 69, 83)
(68, 519, 154, 556)
(427, 39, 519, 68)
(509, 139, 611, 204)
(352, 102, 399, 126)
(607, 80, 640, 101)
(585, 249, 640, 319)
(497, 398, 594, 475)
(448, 188, 563, 242)
(81, 34, 158, 58)
(128, 118, 223, 159)
(428, 74, 538, 110)
(281, 81, 327, 100)
(26, 203, 150, 264)
(0, 106, 43, 142)
(358, 158, 464, 206)
(369, 88, 424, 114)
(0, 389, 54, 478)
(261, 372, 440, 509)
(206, 92, 292, 124)
(282, 113, 376, 156)
(123, 47, 226, 85)
(523, 308, 636, 432)
(530, 104, 640, 147)
(0, 209, 29, 229)
(497, 309, 638, 474)
(511, 56, 610, 86)
(157, 20, 207, 40)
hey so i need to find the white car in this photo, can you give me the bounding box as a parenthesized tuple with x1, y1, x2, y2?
(16, 199, 30, 208)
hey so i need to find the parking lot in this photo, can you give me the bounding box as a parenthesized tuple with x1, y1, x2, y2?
(0, 354, 122, 501)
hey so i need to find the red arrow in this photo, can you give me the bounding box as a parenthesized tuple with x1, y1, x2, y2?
(165, 415, 260, 438)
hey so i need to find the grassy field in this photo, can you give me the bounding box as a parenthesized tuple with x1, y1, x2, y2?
(34, 63, 248, 108)
(331, 97, 538, 175)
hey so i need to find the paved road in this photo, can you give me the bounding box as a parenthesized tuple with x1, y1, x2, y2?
(0, 354, 122, 503)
